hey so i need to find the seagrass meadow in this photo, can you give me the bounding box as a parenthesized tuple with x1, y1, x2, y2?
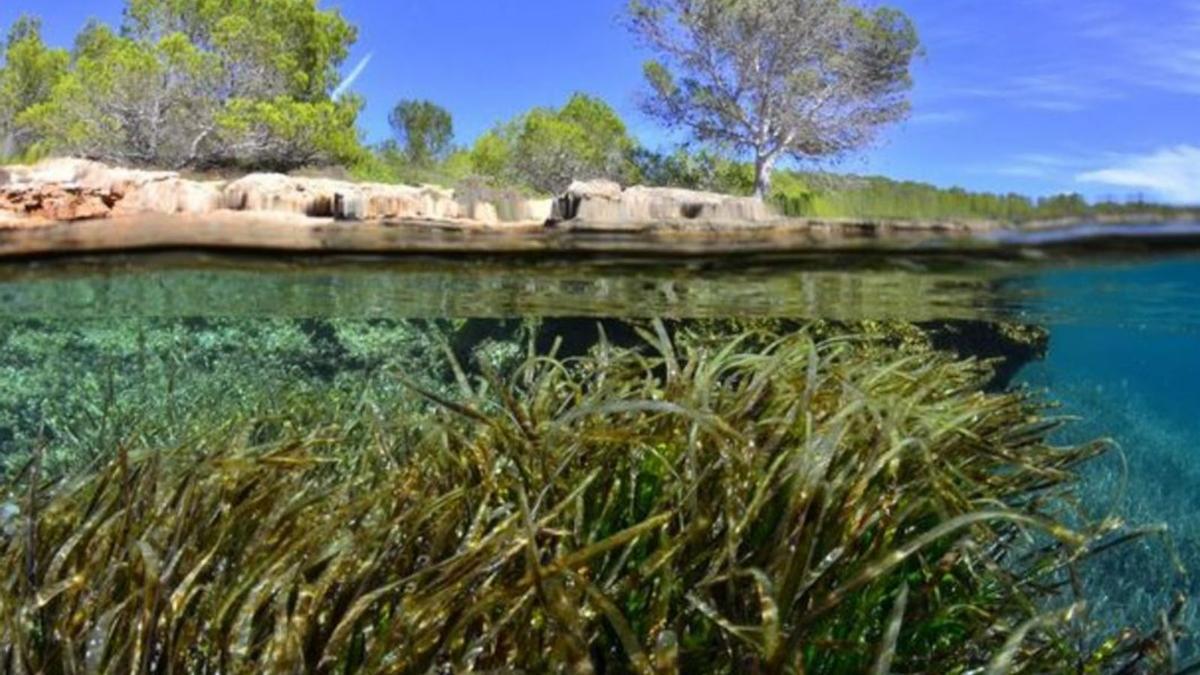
(0, 253, 1198, 673)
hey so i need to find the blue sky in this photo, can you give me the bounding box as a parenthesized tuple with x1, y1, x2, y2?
(3, 0, 1198, 203)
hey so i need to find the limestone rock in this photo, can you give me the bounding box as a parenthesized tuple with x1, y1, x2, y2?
(555, 181, 772, 226)
(220, 174, 462, 221)
(1, 158, 97, 187)
(1, 158, 175, 193)
(222, 174, 339, 217)
(496, 197, 554, 223)
(334, 193, 368, 221)
(2, 158, 577, 227)
(117, 178, 225, 215)
(0, 158, 210, 220)
(0, 208, 30, 228)
(39, 189, 115, 221)
(471, 202, 499, 225)
(525, 199, 554, 223)
(359, 183, 459, 220)
(569, 179, 623, 200)
(621, 186, 770, 223)
(1, 184, 116, 221)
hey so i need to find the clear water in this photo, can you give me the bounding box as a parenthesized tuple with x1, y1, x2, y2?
(2, 239, 1200, 657)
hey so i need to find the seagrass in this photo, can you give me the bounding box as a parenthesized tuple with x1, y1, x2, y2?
(0, 321, 1183, 673)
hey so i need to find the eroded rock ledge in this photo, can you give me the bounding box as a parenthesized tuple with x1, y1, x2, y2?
(1, 160, 797, 232)
(0, 158, 1007, 257)
(0, 158, 563, 227)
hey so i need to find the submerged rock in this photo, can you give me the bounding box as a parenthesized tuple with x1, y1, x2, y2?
(924, 321, 1050, 389)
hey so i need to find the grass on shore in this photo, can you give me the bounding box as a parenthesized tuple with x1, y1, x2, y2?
(0, 321, 1185, 673)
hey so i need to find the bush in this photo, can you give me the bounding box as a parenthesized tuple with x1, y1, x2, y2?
(469, 93, 638, 195)
(11, 1, 361, 171)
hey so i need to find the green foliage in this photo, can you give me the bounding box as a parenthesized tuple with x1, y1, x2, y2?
(468, 93, 639, 195)
(217, 95, 366, 170)
(628, 0, 920, 197)
(20, 32, 222, 167)
(122, 0, 356, 100)
(0, 16, 68, 161)
(389, 99, 454, 167)
(466, 128, 514, 181)
(349, 141, 475, 189)
(0, 320, 1180, 672)
(631, 146, 754, 194)
(355, 91, 643, 192)
(767, 173, 1180, 223)
(9, 1, 361, 170)
(71, 20, 118, 63)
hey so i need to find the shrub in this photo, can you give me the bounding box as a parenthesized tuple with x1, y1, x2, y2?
(468, 93, 638, 195)
(13, 1, 361, 171)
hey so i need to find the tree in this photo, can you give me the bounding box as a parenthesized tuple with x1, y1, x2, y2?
(121, 0, 356, 101)
(0, 16, 68, 158)
(72, 20, 119, 63)
(22, 32, 223, 167)
(470, 93, 637, 194)
(627, 0, 920, 198)
(388, 100, 454, 167)
(19, 0, 362, 170)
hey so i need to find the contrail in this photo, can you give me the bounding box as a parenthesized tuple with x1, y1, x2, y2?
(333, 53, 373, 100)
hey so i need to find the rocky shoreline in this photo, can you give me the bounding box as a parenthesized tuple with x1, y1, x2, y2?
(3, 157, 1177, 258)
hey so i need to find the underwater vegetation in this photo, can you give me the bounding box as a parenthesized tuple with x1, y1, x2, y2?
(0, 317, 463, 477)
(0, 321, 1187, 673)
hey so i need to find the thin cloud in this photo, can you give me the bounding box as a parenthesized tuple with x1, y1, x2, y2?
(1078, 145, 1200, 203)
(953, 73, 1119, 112)
(995, 165, 1053, 179)
(1059, 0, 1200, 96)
(333, 53, 373, 100)
(979, 152, 1100, 189)
(935, 0, 1200, 112)
(909, 110, 969, 125)
(993, 153, 1082, 179)
(1012, 153, 1079, 168)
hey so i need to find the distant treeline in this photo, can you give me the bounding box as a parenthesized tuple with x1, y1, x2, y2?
(629, 148, 1195, 223)
(766, 173, 1195, 223)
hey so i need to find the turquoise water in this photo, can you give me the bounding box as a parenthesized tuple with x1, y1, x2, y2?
(2, 242, 1200, 662)
(1013, 259, 1200, 639)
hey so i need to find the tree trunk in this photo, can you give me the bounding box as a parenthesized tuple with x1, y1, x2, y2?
(0, 131, 15, 160)
(754, 153, 776, 201)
